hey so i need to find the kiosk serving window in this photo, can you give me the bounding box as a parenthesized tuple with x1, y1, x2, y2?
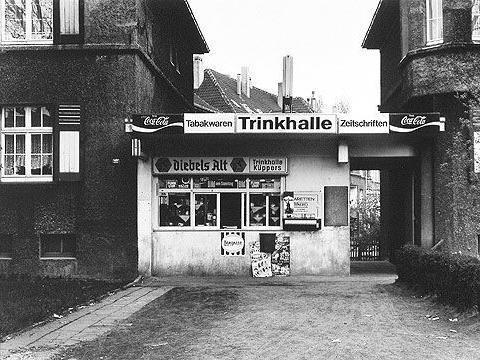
(157, 176, 283, 230)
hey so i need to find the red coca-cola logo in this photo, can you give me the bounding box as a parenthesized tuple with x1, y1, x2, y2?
(400, 115, 427, 126)
(143, 116, 170, 126)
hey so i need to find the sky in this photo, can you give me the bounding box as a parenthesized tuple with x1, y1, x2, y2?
(188, 0, 381, 114)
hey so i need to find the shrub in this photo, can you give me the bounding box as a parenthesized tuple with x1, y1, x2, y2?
(395, 245, 480, 309)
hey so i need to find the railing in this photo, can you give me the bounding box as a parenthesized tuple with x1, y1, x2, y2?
(350, 217, 380, 261)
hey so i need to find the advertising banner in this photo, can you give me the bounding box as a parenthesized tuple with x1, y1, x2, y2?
(130, 114, 184, 134)
(236, 113, 337, 134)
(153, 157, 288, 175)
(249, 158, 287, 174)
(338, 113, 389, 134)
(389, 113, 444, 133)
(184, 113, 236, 134)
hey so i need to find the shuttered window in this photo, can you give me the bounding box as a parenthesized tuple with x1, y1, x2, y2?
(55, 104, 81, 181)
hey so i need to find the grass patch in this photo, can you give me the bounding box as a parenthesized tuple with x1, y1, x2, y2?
(0, 276, 127, 338)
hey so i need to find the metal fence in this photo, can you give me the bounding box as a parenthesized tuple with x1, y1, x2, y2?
(350, 217, 380, 261)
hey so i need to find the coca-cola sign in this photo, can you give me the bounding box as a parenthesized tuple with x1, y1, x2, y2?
(131, 114, 184, 134)
(390, 113, 443, 133)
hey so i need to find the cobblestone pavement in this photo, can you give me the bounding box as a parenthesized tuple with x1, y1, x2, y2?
(52, 275, 480, 360)
(0, 286, 171, 360)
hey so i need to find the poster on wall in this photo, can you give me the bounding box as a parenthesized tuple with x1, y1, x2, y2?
(249, 239, 272, 278)
(283, 192, 320, 219)
(271, 235, 290, 276)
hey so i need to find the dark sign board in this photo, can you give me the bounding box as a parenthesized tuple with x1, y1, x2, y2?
(389, 113, 442, 133)
(131, 114, 184, 134)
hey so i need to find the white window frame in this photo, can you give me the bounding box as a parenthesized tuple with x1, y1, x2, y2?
(473, 0, 480, 41)
(426, 0, 443, 45)
(154, 176, 283, 231)
(1, 106, 53, 182)
(1, 0, 53, 45)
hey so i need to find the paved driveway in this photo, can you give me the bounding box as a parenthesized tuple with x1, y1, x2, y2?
(50, 275, 480, 360)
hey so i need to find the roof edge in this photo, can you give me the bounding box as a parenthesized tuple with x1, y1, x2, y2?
(362, 0, 385, 49)
(184, 0, 209, 53)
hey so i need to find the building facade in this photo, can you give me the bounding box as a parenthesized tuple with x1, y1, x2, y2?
(0, 0, 208, 279)
(364, 0, 480, 256)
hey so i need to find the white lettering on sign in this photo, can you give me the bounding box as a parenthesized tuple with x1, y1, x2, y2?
(249, 158, 288, 174)
(154, 157, 288, 175)
(400, 115, 427, 126)
(236, 113, 337, 133)
(143, 116, 170, 126)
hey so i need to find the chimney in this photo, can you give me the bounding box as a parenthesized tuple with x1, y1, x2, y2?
(193, 56, 204, 89)
(241, 66, 250, 98)
(277, 82, 283, 108)
(310, 91, 316, 111)
(282, 55, 293, 98)
(237, 74, 241, 95)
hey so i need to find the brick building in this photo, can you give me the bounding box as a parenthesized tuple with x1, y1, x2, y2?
(0, 0, 208, 279)
(363, 0, 480, 256)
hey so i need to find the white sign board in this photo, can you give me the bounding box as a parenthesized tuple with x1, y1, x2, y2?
(338, 113, 389, 134)
(184, 113, 236, 134)
(236, 113, 337, 134)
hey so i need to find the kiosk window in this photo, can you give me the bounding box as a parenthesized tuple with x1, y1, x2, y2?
(195, 194, 217, 227)
(249, 193, 280, 227)
(220, 193, 242, 229)
(157, 176, 282, 229)
(159, 193, 191, 227)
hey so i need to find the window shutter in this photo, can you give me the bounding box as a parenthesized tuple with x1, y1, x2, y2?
(53, 0, 84, 44)
(54, 105, 82, 182)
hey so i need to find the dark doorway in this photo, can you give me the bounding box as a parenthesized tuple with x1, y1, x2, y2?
(350, 157, 418, 263)
(220, 193, 242, 229)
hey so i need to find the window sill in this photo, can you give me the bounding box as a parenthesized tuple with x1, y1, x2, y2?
(1, 177, 53, 183)
(426, 40, 443, 47)
(0, 257, 12, 260)
(0, 40, 53, 46)
(153, 227, 283, 232)
(40, 257, 77, 260)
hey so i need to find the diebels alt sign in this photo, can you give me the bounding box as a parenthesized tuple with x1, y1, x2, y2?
(153, 157, 288, 175)
(131, 114, 184, 134)
(389, 113, 444, 133)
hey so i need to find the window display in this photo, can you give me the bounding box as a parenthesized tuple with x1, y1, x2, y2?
(157, 176, 282, 229)
(195, 194, 217, 226)
(159, 193, 191, 227)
